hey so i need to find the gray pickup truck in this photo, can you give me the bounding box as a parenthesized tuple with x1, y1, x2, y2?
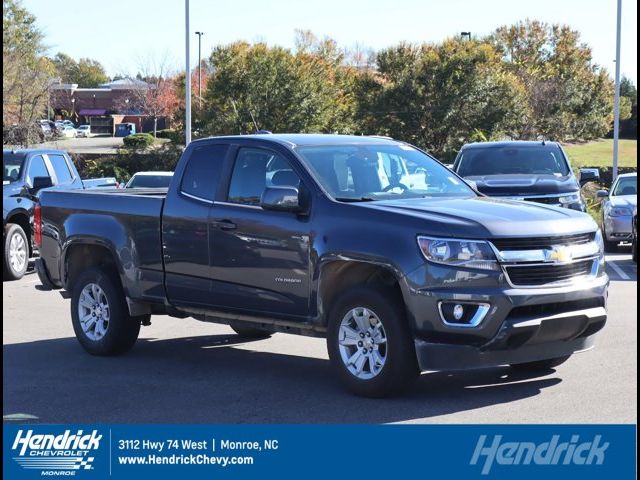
(35, 134, 609, 397)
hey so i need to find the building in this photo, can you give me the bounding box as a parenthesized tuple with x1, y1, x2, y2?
(50, 79, 168, 135)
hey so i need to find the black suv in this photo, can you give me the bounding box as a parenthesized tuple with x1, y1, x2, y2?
(453, 141, 585, 211)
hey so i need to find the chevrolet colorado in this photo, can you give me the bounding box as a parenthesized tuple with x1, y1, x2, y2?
(35, 134, 609, 397)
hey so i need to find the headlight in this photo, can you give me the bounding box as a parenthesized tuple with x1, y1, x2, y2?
(606, 206, 632, 217)
(417, 236, 500, 271)
(594, 229, 605, 256)
(559, 193, 581, 204)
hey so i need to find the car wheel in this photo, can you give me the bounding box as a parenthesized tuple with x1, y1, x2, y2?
(510, 355, 571, 372)
(3, 223, 29, 280)
(327, 285, 419, 397)
(229, 322, 273, 339)
(602, 220, 618, 252)
(71, 267, 148, 355)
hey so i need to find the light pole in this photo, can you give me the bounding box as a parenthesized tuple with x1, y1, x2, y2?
(185, 0, 192, 145)
(612, 0, 622, 180)
(195, 31, 204, 110)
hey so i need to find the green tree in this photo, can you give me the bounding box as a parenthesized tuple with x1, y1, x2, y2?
(51, 52, 109, 87)
(355, 39, 530, 159)
(202, 41, 353, 135)
(619, 76, 637, 138)
(491, 20, 616, 141)
(3, 0, 54, 128)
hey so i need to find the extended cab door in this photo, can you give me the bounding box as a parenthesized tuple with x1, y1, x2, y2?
(209, 146, 312, 318)
(162, 143, 229, 307)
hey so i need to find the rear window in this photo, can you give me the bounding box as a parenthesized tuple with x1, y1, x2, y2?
(128, 174, 173, 188)
(180, 144, 229, 201)
(456, 145, 570, 177)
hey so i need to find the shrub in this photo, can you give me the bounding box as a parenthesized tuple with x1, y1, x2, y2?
(122, 133, 155, 150)
(155, 128, 184, 144)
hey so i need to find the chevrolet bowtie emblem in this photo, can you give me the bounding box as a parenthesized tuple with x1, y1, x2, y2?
(546, 246, 573, 263)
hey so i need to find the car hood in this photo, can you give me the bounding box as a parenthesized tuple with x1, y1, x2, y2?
(359, 196, 597, 238)
(608, 195, 637, 208)
(463, 174, 579, 196)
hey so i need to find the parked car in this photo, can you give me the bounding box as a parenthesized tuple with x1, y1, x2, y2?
(83, 177, 120, 189)
(597, 172, 638, 252)
(453, 141, 586, 211)
(38, 120, 53, 139)
(35, 134, 608, 397)
(76, 125, 91, 138)
(632, 208, 637, 263)
(3, 149, 83, 280)
(59, 125, 77, 138)
(125, 171, 173, 189)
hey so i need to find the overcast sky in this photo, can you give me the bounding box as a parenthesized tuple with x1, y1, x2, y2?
(24, 0, 637, 83)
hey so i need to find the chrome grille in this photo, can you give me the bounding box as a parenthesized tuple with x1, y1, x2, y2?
(505, 259, 595, 287)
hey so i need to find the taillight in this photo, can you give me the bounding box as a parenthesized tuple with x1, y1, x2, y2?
(34, 203, 42, 247)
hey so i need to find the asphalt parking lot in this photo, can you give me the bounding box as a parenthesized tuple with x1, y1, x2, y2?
(3, 251, 637, 424)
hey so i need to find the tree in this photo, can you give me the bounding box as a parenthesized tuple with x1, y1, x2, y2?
(619, 76, 637, 139)
(51, 52, 109, 87)
(201, 41, 353, 136)
(491, 20, 616, 141)
(355, 39, 530, 159)
(3, 0, 54, 131)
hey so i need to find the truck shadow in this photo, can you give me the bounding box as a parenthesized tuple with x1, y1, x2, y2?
(3, 334, 561, 424)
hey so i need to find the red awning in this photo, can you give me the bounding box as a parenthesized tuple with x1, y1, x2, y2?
(79, 109, 106, 116)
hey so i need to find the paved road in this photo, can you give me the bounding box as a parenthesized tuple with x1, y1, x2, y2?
(3, 252, 636, 424)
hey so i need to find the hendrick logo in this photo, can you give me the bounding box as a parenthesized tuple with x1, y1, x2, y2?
(471, 434, 609, 475)
(11, 429, 102, 476)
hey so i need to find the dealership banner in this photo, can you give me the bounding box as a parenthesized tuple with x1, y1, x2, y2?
(3, 424, 635, 479)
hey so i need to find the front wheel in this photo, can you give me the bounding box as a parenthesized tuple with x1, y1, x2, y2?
(327, 285, 419, 397)
(4, 223, 29, 280)
(71, 267, 147, 355)
(510, 355, 571, 372)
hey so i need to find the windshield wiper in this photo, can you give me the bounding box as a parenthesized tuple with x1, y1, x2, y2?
(334, 196, 376, 202)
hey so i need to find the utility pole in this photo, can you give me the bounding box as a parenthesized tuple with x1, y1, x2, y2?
(195, 31, 204, 109)
(184, 0, 192, 145)
(612, 0, 622, 180)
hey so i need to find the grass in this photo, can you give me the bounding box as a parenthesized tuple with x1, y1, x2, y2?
(563, 139, 637, 168)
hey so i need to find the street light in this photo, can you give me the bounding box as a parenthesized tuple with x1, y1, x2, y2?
(612, 0, 622, 180)
(185, 0, 191, 145)
(195, 31, 204, 110)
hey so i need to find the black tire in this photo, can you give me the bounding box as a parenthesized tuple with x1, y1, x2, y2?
(327, 285, 419, 397)
(510, 355, 571, 372)
(70, 267, 146, 356)
(229, 322, 273, 339)
(3, 223, 29, 281)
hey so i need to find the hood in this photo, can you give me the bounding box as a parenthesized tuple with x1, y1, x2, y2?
(359, 196, 597, 238)
(609, 195, 637, 208)
(463, 174, 579, 197)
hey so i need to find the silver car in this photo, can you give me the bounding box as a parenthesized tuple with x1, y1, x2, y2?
(598, 172, 637, 252)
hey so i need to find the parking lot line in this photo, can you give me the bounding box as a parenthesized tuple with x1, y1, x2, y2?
(608, 260, 631, 280)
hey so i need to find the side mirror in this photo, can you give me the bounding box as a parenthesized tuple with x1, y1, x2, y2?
(579, 169, 599, 185)
(30, 176, 53, 193)
(261, 187, 304, 213)
(596, 190, 609, 199)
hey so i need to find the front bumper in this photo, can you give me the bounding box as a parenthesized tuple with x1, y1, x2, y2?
(604, 214, 633, 240)
(403, 263, 609, 371)
(415, 305, 605, 370)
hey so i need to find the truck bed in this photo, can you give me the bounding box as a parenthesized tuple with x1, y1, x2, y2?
(38, 188, 167, 301)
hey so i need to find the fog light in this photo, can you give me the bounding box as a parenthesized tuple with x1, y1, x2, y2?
(438, 302, 491, 328)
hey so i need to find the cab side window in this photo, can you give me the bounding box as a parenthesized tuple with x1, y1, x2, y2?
(26, 155, 50, 185)
(227, 148, 300, 206)
(48, 154, 74, 184)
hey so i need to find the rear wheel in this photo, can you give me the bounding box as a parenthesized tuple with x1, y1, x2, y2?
(3, 223, 29, 280)
(510, 355, 571, 372)
(229, 322, 273, 339)
(71, 267, 147, 355)
(327, 285, 419, 397)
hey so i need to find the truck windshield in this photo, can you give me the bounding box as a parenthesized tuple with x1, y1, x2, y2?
(456, 145, 570, 177)
(296, 144, 474, 201)
(3, 153, 25, 185)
